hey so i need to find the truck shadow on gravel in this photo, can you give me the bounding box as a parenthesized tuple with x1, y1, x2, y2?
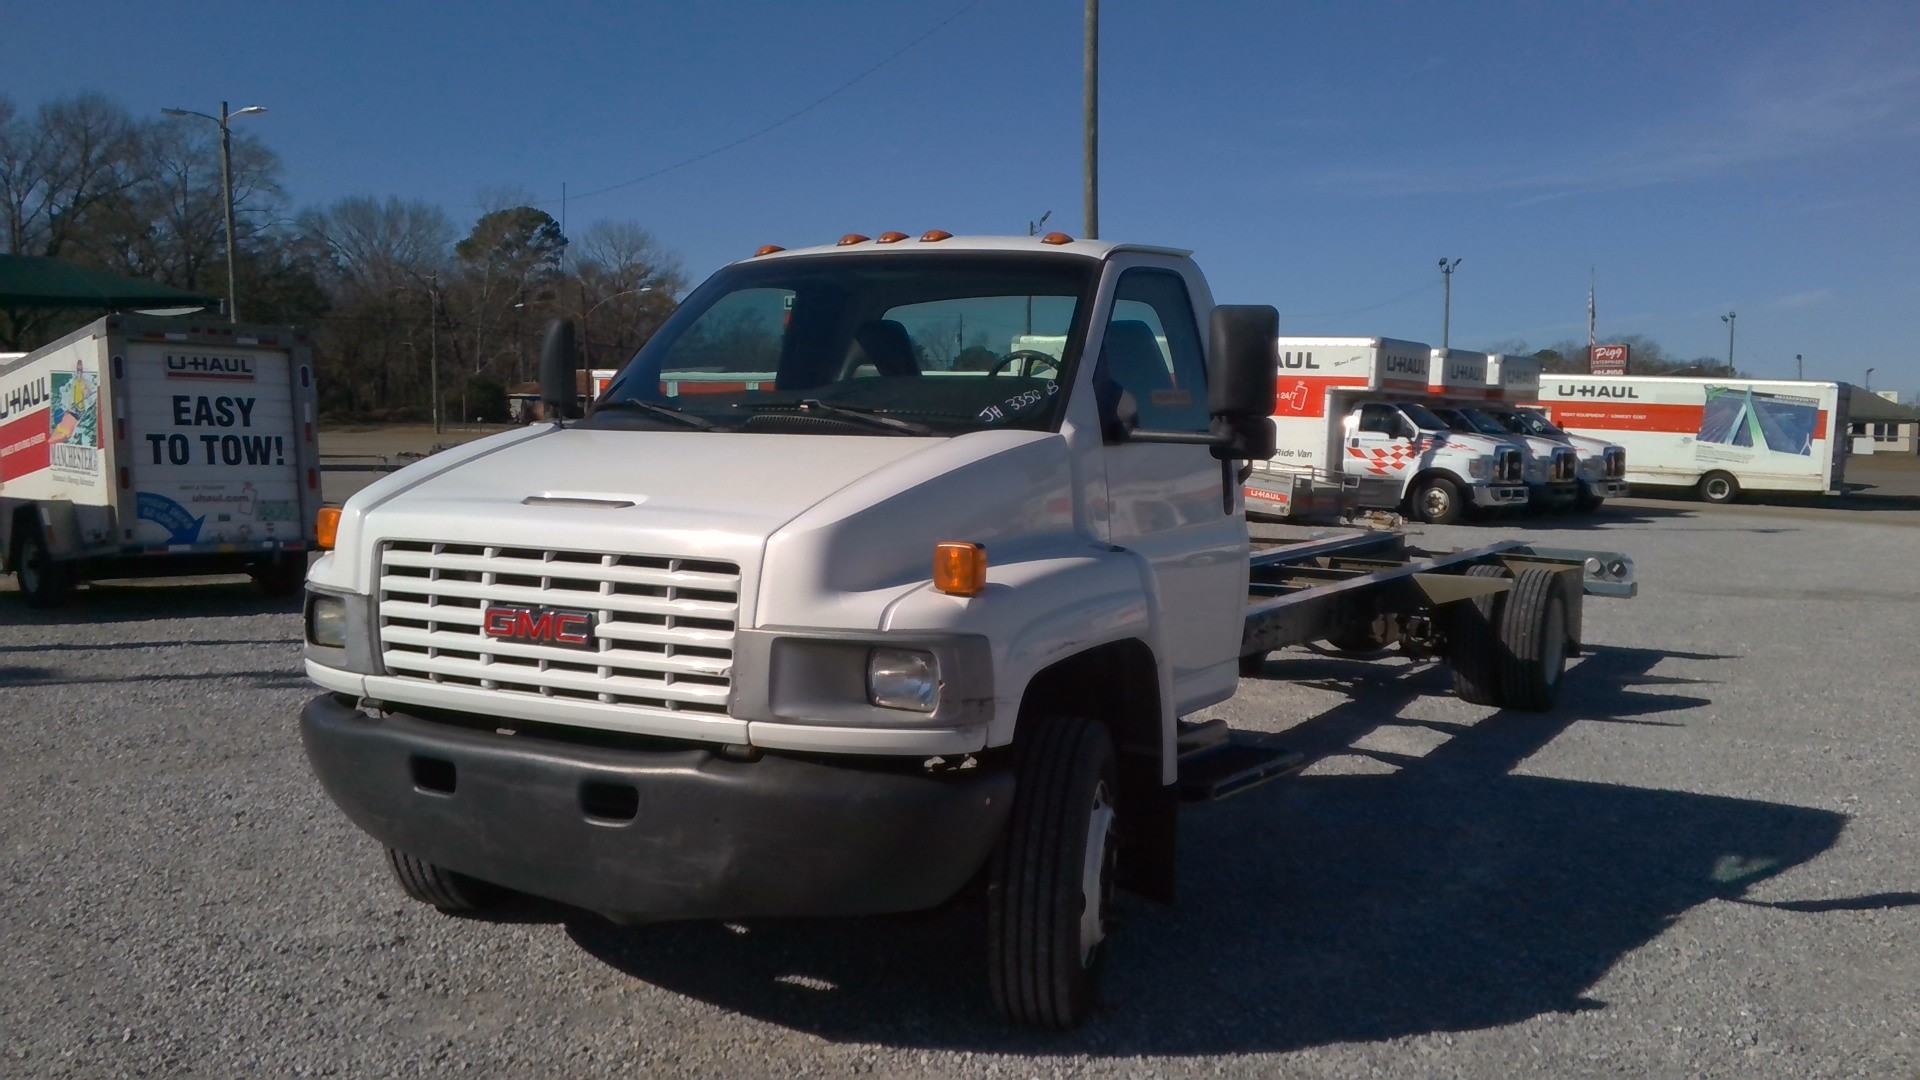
(549, 643, 1849, 1055)
(0, 580, 304, 625)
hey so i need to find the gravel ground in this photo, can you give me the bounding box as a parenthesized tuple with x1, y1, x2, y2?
(2, 497, 1916, 1078)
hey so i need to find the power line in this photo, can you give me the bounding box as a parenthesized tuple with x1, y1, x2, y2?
(547, 0, 987, 208)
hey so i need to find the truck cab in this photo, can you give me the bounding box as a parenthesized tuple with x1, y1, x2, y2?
(299, 232, 1283, 1029)
(1481, 353, 1625, 510)
(1429, 403, 1580, 512)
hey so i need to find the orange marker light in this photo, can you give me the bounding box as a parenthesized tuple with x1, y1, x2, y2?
(876, 231, 909, 243)
(754, 244, 786, 257)
(920, 230, 953, 242)
(1040, 232, 1074, 245)
(316, 507, 341, 550)
(838, 233, 871, 246)
(933, 542, 988, 597)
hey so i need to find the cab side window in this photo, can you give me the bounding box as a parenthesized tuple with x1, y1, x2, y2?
(1357, 404, 1402, 436)
(1100, 269, 1210, 433)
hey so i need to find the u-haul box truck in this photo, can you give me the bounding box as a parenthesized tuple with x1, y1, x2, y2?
(1249, 336, 1526, 523)
(0, 314, 322, 606)
(1478, 354, 1628, 511)
(1539, 375, 1848, 503)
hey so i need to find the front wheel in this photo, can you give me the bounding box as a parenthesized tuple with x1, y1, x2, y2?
(14, 525, 74, 609)
(386, 848, 502, 913)
(1698, 471, 1739, 504)
(988, 715, 1118, 1029)
(1411, 477, 1466, 525)
(1575, 489, 1604, 513)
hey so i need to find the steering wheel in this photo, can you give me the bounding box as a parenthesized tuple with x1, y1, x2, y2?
(986, 349, 1062, 378)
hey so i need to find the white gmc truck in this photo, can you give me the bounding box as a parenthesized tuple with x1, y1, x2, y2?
(298, 233, 1637, 1029)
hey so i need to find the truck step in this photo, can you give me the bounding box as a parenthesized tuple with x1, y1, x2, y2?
(1175, 718, 1231, 756)
(1176, 737, 1309, 802)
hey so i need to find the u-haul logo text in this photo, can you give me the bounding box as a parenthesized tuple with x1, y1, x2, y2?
(1555, 385, 1641, 399)
(166, 354, 256, 381)
(0, 377, 48, 420)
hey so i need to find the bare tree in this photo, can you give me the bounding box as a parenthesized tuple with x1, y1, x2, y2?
(0, 93, 144, 259)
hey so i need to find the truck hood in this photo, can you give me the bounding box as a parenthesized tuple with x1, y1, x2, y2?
(324, 426, 1077, 629)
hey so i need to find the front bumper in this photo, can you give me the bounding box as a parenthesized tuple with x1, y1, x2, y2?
(1472, 484, 1529, 507)
(300, 694, 1013, 924)
(1583, 479, 1630, 499)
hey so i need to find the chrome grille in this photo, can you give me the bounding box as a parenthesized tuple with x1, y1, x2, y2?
(1552, 448, 1578, 481)
(1497, 448, 1524, 483)
(376, 541, 740, 716)
(1605, 448, 1626, 478)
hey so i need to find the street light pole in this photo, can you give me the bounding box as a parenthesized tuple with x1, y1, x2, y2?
(1796, 353, 1803, 380)
(161, 102, 268, 322)
(1866, 368, 1875, 392)
(1721, 311, 1736, 373)
(1438, 258, 1461, 350)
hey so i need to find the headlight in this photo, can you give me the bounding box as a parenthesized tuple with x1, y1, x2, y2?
(307, 595, 348, 648)
(1468, 456, 1491, 479)
(868, 648, 940, 712)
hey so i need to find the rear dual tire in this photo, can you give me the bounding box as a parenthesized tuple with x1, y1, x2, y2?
(1447, 565, 1571, 711)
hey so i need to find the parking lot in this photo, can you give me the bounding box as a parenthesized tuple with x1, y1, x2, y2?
(3, 487, 1917, 1078)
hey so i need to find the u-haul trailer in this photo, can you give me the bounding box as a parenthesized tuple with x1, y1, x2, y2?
(1539, 375, 1848, 503)
(0, 314, 322, 606)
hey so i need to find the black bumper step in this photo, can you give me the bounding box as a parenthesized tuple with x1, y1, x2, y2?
(1176, 735, 1309, 802)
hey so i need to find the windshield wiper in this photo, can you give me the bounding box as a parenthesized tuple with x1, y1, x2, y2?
(592, 399, 719, 430)
(731, 399, 936, 436)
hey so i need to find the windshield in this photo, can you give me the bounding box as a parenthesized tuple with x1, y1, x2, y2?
(1398, 402, 1451, 432)
(592, 253, 1096, 436)
(1457, 408, 1516, 437)
(1500, 408, 1565, 438)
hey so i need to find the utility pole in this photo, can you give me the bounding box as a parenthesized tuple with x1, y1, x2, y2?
(1722, 311, 1736, 373)
(1439, 258, 1462, 350)
(1084, 0, 1099, 239)
(161, 101, 267, 321)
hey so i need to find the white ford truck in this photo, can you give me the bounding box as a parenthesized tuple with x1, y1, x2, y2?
(298, 233, 1637, 1029)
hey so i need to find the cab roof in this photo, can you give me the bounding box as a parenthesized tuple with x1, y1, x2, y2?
(736, 232, 1192, 265)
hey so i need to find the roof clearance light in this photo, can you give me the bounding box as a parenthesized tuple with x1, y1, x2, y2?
(1040, 232, 1075, 245)
(876, 231, 909, 243)
(920, 230, 953, 242)
(838, 234, 871, 246)
(933, 541, 988, 597)
(754, 245, 786, 257)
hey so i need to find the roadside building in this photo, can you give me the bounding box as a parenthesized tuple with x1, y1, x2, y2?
(1847, 387, 1920, 455)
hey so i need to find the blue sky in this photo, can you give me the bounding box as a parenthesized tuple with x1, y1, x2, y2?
(8, 1, 1919, 391)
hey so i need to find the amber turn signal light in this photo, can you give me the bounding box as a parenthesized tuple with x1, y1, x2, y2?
(876, 231, 909, 243)
(920, 230, 953, 242)
(838, 233, 870, 246)
(754, 244, 786, 257)
(1040, 231, 1074, 245)
(316, 507, 341, 550)
(933, 541, 987, 597)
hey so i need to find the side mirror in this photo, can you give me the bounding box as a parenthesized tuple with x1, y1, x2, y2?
(539, 317, 582, 420)
(1206, 304, 1279, 461)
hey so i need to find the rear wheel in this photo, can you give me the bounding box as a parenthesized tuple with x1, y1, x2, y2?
(386, 848, 502, 913)
(1448, 564, 1512, 706)
(251, 557, 309, 598)
(988, 715, 1118, 1029)
(14, 525, 74, 609)
(1411, 476, 1465, 525)
(1698, 471, 1739, 504)
(1497, 568, 1572, 711)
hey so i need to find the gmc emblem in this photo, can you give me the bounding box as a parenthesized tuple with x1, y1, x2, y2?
(482, 605, 596, 650)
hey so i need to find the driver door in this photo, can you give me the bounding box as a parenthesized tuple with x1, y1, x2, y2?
(1345, 402, 1417, 504)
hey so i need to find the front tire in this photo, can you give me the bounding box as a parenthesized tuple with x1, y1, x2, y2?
(988, 715, 1119, 1030)
(1411, 476, 1466, 525)
(386, 848, 501, 913)
(1698, 470, 1739, 504)
(1575, 489, 1604, 513)
(14, 525, 74, 609)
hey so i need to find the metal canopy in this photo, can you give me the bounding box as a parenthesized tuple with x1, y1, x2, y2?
(0, 255, 217, 311)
